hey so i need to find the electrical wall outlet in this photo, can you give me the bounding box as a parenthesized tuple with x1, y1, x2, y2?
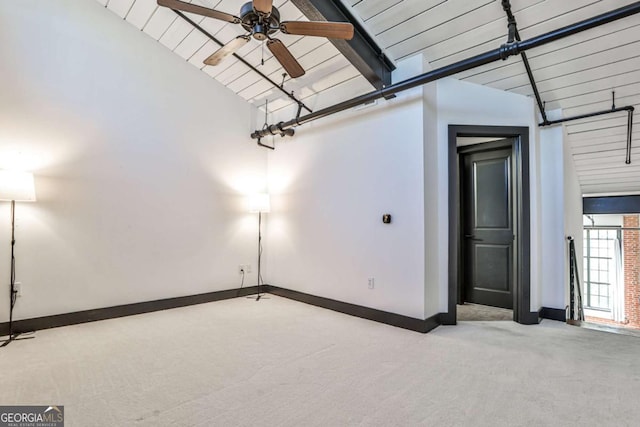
(368, 278, 375, 289)
(14, 282, 22, 297)
(238, 264, 252, 274)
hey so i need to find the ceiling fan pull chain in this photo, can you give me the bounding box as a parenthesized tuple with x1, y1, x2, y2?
(280, 73, 287, 88)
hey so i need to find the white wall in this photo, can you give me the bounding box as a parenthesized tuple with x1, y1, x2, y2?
(564, 127, 584, 310)
(433, 78, 540, 314)
(539, 111, 568, 310)
(266, 67, 570, 320)
(422, 74, 439, 318)
(532, 111, 584, 313)
(0, 0, 266, 321)
(265, 58, 426, 319)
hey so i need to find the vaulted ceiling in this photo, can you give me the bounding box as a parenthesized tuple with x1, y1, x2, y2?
(99, 0, 640, 195)
(97, 0, 373, 116)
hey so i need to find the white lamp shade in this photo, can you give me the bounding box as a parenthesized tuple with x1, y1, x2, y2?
(248, 193, 270, 213)
(0, 170, 36, 202)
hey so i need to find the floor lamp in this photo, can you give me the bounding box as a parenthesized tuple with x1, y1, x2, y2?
(248, 193, 270, 301)
(0, 170, 36, 346)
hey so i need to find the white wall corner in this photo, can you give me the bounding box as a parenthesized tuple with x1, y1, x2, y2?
(561, 114, 583, 311)
(421, 55, 441, 319)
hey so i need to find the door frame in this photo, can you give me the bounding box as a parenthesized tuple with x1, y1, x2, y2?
(444, 125, 537, 325)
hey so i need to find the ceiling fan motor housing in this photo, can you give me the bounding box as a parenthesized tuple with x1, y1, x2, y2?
(240, 2, 281, 40)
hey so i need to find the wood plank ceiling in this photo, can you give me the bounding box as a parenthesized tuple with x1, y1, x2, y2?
(340, 0, 640, 195)
(97, 0, 373, 117)
(99, 0, 640, 195)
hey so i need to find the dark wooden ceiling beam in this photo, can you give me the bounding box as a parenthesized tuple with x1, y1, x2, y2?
(291, 0, 395, 92)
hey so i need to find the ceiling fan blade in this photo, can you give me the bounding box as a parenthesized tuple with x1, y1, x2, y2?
(204, 36, 251, 66)
(280, 21, 354, 40)
(253, 0, 273, 15)
(267, 39, 305, 78)
(157, 0, 240, 24)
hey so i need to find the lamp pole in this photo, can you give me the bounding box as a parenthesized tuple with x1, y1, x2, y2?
(0, 170, 36, 346)
(256, 210, 263, 300)
(247, 193, 269, 302)
(8, 200, 16, 342)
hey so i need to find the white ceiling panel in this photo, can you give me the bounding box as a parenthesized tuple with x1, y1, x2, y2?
(353, 0, 404, 22)
(142, 5, 178, 39)
(365, 0, 445, 37)
(107, 0, 136, 18)
(159, 15, 204, 50)
(173, 29, 209, 59)
(126, 0, 159, 29)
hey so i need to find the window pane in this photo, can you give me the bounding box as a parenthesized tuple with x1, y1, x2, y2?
(583, 227, 618, 312)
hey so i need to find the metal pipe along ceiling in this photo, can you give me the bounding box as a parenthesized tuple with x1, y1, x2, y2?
(251, 1, 640, 141)
(540, 106, 635, 164)
(501, 0, 549, 125)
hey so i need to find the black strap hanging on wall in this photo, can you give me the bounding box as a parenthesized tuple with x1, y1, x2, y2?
(567, 237, 585, 322)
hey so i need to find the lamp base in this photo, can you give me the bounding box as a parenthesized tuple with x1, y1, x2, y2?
(246, 293, 269, 301)
(0, 331, 35, 347)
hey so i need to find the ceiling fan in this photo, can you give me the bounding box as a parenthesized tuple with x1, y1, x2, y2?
(158, 0, 355, 78)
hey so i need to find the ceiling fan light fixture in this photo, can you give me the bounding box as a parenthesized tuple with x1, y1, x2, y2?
(252, 24, 270, 41)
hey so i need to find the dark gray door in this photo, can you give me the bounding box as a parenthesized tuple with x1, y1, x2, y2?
(462, 146, 514, 309)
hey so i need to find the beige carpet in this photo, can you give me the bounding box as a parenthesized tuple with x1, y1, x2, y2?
(1, 295, 639, 426)
(457, 303, 514, 321)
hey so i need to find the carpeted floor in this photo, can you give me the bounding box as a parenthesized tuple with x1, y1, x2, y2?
(1, 295, 639, 426)
(457, 303, 513, 321)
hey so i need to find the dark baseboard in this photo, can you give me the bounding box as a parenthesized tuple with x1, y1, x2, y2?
(540, 306, 567, 322)
(520, 311, 541, 325)
(1, 284, 446, 336)
(2, 285, 562, 336)
(264, 285, 441, 333)
(444, 308, 541, 325)
(0, 286, 259, 336)
(440, 309, 540, 325)
(439, 312, 456, 326)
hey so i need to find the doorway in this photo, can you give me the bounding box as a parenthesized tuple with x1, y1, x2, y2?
(460, 143, 515, 311)
(444, 125, 537, 325)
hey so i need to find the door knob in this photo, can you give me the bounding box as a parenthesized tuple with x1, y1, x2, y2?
(464, 234, 483, 241)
